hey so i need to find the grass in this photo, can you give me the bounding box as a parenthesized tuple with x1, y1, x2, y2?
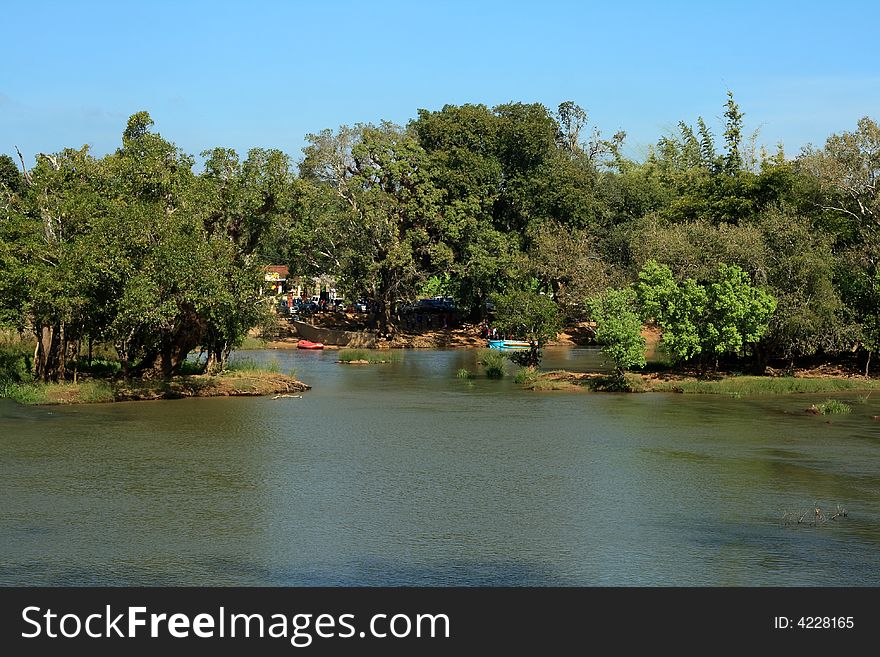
(477, 349, 507, 379)
(590, 372, 649, 393)
(337, 349, 398, 363)
(0, 381, 45, 404)
(237, 337, 269, 350)
(527, 378, 577, 391)
(226, 357, 281, 373)
(456, 368, 474, 379)
(513, 368, 582, 391)
(514, 367, 539, 385)
(651, 375, 880, 395)
(0, 380, 116, 404)
(809, 399, 853, 415)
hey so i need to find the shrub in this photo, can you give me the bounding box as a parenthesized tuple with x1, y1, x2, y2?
(810, 399, 852, 415)
(477, 349, 507, 379)
(514, 367, 539, 385)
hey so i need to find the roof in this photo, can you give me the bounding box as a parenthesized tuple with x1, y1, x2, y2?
(263, 265, 289, 279)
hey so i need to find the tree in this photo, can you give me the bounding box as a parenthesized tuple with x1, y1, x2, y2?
(637, 260, 707, 364)
(801, 117, 880, 373)
(637, 260, 776, 371)
(6, 146, 107, 381)
(300, 122, 446, 334)
(0, 154, 22, 195)
(753, 206, 847, 364)
(197, 147, 293, 372)
(491, 288, 561, 367)
(722, 91, 745, 175)
(587, 287, 646, 376)
(527, 220, 611, 321)
(801, 116, 880, 238)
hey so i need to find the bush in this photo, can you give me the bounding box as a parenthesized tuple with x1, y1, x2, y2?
(587, 287, 646, 374)
(514, 367, 539, 385)
(810, 399, 852, 415)
(0, 382, 46, 404)
(591, 372, 648, 393)
(477, 349, 507, 379)
(0, 340, 34, 384)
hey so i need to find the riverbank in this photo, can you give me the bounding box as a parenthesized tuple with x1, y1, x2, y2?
(1, 370, 310, 405)
(516, 368, 880, 396)
(251, 314, 602, 350)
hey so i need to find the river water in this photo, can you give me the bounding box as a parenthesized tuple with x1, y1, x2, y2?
(2, 348, 879, 586)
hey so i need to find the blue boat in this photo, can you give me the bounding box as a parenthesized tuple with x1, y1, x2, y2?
(487, 339, 531, 351)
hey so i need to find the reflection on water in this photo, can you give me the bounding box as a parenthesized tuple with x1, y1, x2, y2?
(2, 349, 879, 586)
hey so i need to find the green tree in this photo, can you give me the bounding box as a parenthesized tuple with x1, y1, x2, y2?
(722, 91, 745, 175)
(587, 287, 646, 376)
(527, 220, 612, 320)
(753, 206, 847, 364)
(300, 122, 446, 334)
(5, 146, 107, 381)
(637, 260, 776, 370)
(491, 288, 561, 367)
(0, 154, 22, 195)
(801, 117, 880, 373)
(637, 260, 707, 364)
(197, 146, 293, 371)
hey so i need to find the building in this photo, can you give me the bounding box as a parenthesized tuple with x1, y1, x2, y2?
(262, 265, 290, 296)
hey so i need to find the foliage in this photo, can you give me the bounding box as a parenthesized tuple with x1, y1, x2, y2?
(0, 337, 33, 384)
(590, 372, 648, 393)
(491, 289, 561, 367)
(587, 287, 646, 374)
(4, 98, 880, 383)
(514, 366, 539, 385)
(810, 399, 852, 415)
(477, 349, 507, 378)
(637, 260, 776, 369)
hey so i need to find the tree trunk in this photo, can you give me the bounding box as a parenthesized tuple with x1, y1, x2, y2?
(33, 323, 63, 382)
(57, 321, 66, 381)
(72, 338, 80, 384)
(867, 350, 873, 378)
(751, 343, 768, 375)
(205, 341, 229, 375)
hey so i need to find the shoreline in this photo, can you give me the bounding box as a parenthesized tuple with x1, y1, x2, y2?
(517, 369, 880, 396)
(3, 371, 310, 406)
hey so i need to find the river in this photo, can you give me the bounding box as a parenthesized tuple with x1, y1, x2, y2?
(2, 348, 879, 586)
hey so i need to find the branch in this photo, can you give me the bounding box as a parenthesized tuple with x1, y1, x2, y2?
(15, 146, 33, 185)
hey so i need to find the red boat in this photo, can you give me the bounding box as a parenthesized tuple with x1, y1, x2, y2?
(297, 339, 324, 350)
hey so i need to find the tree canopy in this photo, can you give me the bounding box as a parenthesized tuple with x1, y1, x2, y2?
(3, 96, 880, 381)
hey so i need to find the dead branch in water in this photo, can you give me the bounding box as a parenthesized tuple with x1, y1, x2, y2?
(781, 502, 847, 527)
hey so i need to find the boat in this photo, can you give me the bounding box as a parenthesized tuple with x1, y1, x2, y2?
(487, 339, 531, 351)
(297, 339, 324, 350)
(290, 319, 377, 347)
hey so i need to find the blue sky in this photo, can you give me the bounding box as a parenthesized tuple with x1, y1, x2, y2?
(2, 0, 879, 167)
